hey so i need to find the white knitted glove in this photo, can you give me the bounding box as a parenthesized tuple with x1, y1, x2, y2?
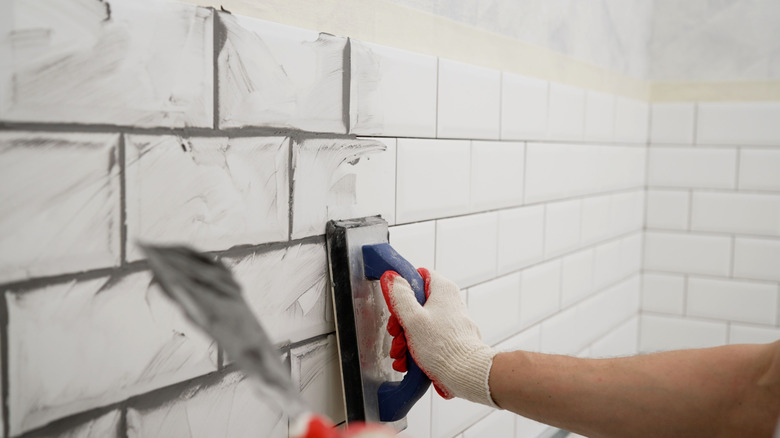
(380, 268, 498, 407)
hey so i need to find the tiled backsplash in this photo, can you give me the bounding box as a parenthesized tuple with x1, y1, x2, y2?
(0, 1, 778, 437)
(642, 101, 780, 353)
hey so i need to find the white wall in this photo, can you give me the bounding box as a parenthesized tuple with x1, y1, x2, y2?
(1, 1, 778, 438)
(642, 102, 780, 351)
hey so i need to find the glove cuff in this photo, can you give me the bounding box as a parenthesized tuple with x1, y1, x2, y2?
(448, 345, 499, 408)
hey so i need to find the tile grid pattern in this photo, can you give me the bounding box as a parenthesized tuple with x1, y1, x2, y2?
(11, 2, 780, 437)
(642, 102, 780, 352)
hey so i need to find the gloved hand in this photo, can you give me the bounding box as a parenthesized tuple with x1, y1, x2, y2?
(380, 268, 498, 407)
(290, 414, 401, 438)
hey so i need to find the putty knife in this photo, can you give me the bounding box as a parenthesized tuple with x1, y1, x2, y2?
(139, 244, 310, 423)
(326, 216, 431, 428)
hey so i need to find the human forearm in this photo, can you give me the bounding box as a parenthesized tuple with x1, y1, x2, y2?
(489, 343, 780, 438)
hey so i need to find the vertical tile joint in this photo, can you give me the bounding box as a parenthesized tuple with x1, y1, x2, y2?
(0, 291, 9, 438)
(119, 134, 128, 267)
(342, 38, 351, 134)
(212, 9, 222, 130)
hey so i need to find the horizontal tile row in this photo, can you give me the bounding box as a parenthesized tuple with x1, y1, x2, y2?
(3, 238, 336, 434)
(0, 132, 395, 283)
(643, 273, 779, 325)
(391, 193, 643, 290)
(644, 231, 780, 281)
(395, 139, 525, 223)
(45, 337, 343, 438)
(2, 3, 652, 143)
(650, 102, 780, 146)
(647, 147, 780, 190)
(647, 190, 780, 236)
(639, 314, 780, 352)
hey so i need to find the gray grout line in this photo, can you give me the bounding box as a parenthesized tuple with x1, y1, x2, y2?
(118, 134, 128, 267)
(643, 227, 780, 241)
(682, 275, 689, 315)
(498, 72, 503, 140)
(647, 185, 780, 195)
(692, 102, 699, 145)
(434, 57, 440, 138)
(212, 9, 220, 130)
(342, 38, 352, 134)
(686, 190, 693, 230)
(643, 269, 779, 286)
(729, 235, 736, 278)
(394, 186, 646, 227)
(0, 290, 8, 438)
(287, 137, 295, 241)
(734, 146, 742, 189)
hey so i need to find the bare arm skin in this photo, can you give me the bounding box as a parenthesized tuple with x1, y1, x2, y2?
(489, 341, 780, 438)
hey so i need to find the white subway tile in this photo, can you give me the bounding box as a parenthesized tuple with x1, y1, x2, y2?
(290, 336, 346, 424)
(500, 73, 549, 140)
(515, 416, 550, 438)
(580, 277, 641, 344)
(739, 149, 780, 191)
(729, 324, 780, 344)
(544, 199, 581, 258)
(350, 41, 437, 137)
(540, 306, 585, 355)
(468, 273, 522, 345)
(127, 372, 287, 438)
(495, 325, 541, 352)
(590, 317, 639, 358)
(0, 1, 213, 127)
(734, 237, 780, 281)
(610, 191, 645, 235)
(436, 213, 498, 288)
(292, 138, 395, 238)
(126, 135, 289, 260)
(6, 273, 217, 434)
(619, 233, 643, 277)
(642, 273, 685, 315)
(561, 249, 595, 306)
(463, 410, 515, 438)
(431, 395, 491, 438)
(396, 139, 470, 223)
(580, 195, 612, 245)
(584, 91, 615, 142)
(614, 97, 649, 144)
(218, 14, 346, 132)
(437, 58, 501, 139)
(593, 240, 621, 290)
(687, 277, 777, 324)
(525, 144, 645, 203)
(697, 102, 780, 146)
(405, 388, 433, 438)
(497, 206, 545, 274)
(224, 243, 332, 345)
(646, 189, 690, 230)
(0, 132, 120, 283)
(640, 315, 727, 352)
(389, 221, 436, 270)
(42, 410, 122, 438)
(470, 141, 525, 211)
(691, 192, 780, 236)
(644, 231, 731, 276)
(520, 260, 561, 327)
(650, 103, 695, 144)
(647, 147, 737, 189)
(547, 83, 585, 141)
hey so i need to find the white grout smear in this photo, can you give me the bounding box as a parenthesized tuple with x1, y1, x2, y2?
(0, 0, 213, 127)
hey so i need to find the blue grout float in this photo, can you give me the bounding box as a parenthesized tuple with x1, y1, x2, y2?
(326, 216, 431, 431)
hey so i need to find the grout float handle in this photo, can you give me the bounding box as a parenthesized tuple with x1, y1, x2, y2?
(362, 243, 432, 423)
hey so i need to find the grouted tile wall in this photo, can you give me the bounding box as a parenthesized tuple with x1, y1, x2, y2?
(642, 102, 780, 352)
(0, 1, 649, 437)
